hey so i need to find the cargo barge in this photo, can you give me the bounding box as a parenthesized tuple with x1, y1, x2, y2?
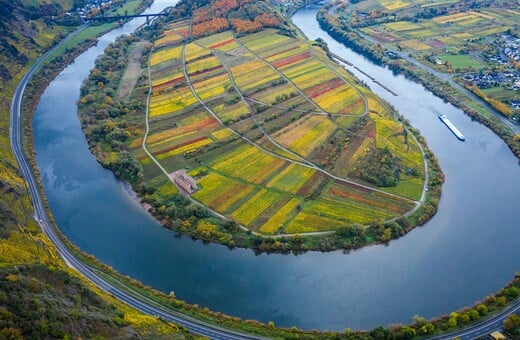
(438, 114, 465, 141)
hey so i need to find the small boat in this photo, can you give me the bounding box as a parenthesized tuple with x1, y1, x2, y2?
(438, 114, 465, 141)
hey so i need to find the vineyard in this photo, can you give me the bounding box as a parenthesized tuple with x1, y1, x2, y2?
(80, 0, 430, 248)
(123, 5, 426, 236)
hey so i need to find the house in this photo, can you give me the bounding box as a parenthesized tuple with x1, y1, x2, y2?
(170, 170, 198, 194)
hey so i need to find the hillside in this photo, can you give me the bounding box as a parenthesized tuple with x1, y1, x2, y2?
(79, 0, 442, 252)
(0, 0, 79, 234)
(0, 0, 195, 338)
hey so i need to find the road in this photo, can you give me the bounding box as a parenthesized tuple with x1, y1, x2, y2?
(8, 13, 520, 340)
(358, 32, 520, 134)
(9, 25, 263, 340)
(429, 298, 520, 340)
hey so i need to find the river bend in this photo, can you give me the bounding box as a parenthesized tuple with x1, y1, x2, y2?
(32, 1, 520, 331)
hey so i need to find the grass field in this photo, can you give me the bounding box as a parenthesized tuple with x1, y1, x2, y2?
(438, 54, 484, 70)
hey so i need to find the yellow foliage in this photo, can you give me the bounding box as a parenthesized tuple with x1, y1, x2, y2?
(384, 21, 422, 31)
(146, 131, 198, 149)
(0, 232, 52, 265)
(192, 171, 255, 212)
(274, 115, 321, 147)
(348, 138, 372, 167)
(185, 43, 211, 62)
(212, 144, 258, 173)
(156, 138, 212, 160)
(232, 60, 280, 91)
(400, 39, 431, 51)
(283, 59, 328, 86)
(266, 163, 316, 193)
(315, 86, 363, 114)
(187, 55, 221, 74)
(124, 309, 179, 335)
(0, 163, 25, 188)
(290, 118, 335, 156)
(197, 220, 218, 234)
(259, 198, 300, 234)
(285, 212, 341, 233)
(231, 189, 283, 226)
(150, 46, 183, 66)
(240, 30, 293, 53)
(149, 88, 198, 117)
(211, 128, 234, 140)
(193, 73, 230, 100)
(5, 274, 19, 282)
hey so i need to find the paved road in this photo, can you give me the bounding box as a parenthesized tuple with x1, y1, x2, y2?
(429, 299, 520, 340)
(8, 15, 520, 340)
(9, 26, 263, 340)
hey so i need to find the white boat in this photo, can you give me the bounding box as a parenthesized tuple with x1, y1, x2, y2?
(438, 114, 465, 141)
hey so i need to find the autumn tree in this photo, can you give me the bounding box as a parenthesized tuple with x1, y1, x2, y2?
(231, 19, 262, 34)
(254, 13, 281, 28)
(503, 314, 520, 337)
(192, 18, 230, 38)
(212, 0, 239, 16)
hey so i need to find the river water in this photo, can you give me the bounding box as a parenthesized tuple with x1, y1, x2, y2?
(32, 0, 520, 331)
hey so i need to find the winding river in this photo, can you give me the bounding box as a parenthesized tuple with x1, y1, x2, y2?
(32, 0, 520, 331)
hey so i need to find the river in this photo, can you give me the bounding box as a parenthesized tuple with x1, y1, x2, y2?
(32, 0, 520, 331)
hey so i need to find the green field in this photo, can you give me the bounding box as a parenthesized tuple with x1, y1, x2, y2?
(438, 54, 485, 70)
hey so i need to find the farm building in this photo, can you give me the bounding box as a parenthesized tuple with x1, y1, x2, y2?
(170, 170, 198, 194)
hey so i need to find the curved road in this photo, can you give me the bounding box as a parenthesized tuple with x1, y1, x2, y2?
(429, 298, 520, 340)
(9, 26, 263, 340)
(7, 14, 520, 340)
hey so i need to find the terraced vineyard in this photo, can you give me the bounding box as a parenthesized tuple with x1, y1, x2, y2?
(80, 0, 436, 249)
(131, 12, 428, 236)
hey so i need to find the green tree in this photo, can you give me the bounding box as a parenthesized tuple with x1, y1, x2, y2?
(381, 228, 392, 242)
(370, 326, 388, 339)
(476, 303, 488, 316)
(420, 323, 435, 335)
(0, 328, 23, 340)
(413, 315, 427, 328)
(503, 314, 520, 336)
(468, 309, 479, 320)
(105, 151, 143, 184)
(448, 312, 458, 327)
(459, 313, 470, 324)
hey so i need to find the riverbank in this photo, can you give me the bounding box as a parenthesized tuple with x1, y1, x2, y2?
(29, 0, 520, 333)
(2, 1, 202, 338)
(76, 0, 443, 254)
(22, 0, 154, 161)
(316, 8, 520, 160)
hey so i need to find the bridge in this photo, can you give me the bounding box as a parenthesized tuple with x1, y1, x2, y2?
(84, 12, 168, 24)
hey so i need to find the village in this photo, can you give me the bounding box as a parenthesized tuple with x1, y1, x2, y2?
(461, 70, 520, 91)
(457, 34, 520, 114)
(72, 0, 124, 18)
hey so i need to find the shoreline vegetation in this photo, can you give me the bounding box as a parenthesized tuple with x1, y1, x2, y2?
(315, 4, 520, 160)
(11, 0, 520, 338)
(62, 235, 520, 339)
(77, 0, 443, 254)
(1, 0, 196, 338)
